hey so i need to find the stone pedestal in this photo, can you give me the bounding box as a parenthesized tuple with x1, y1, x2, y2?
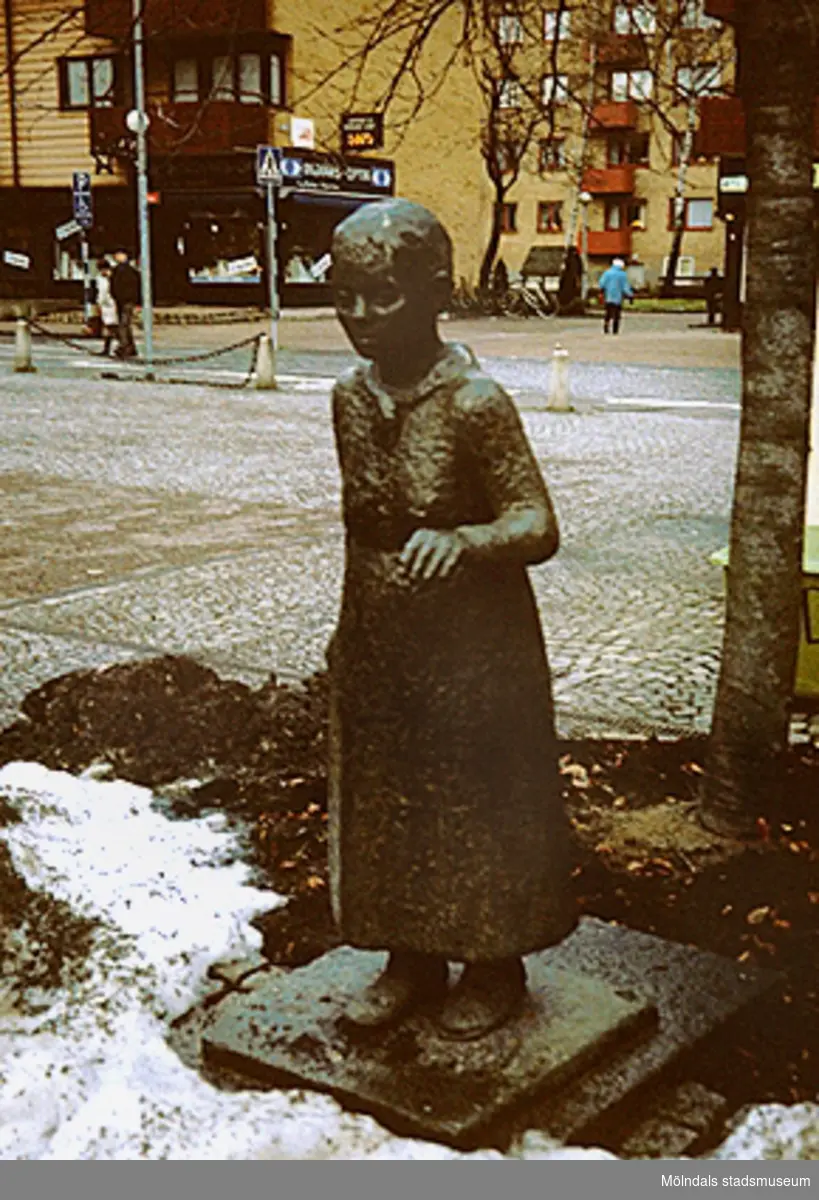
(201, 918, 777, 1147)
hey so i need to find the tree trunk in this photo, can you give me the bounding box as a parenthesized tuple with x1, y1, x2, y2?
(661, 98, 698, 299)
(700, 0, 818, 836)
(479, 192, 505, 292)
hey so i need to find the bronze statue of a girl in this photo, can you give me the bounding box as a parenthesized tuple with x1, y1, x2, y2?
(327, 198, 575, 1041)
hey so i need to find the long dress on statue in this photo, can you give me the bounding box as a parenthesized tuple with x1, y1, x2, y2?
(328, 342, 576, 963)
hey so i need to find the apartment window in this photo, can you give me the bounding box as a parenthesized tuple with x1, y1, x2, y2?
(608, 131, 650, 166)
(537, 201, 563, 233)
(611, 69, 653, 101)
(613, 3, 657, 34)
(173, 49, 285, 105)
(626, 199, 647, 229)
(59, 55, 116, 109)
(681, 0, 720, 29)
(544, 8, 571, 40)
(500, 202, 518, 233)
(675, 63, 722, 99)
(662, 253, 696, 278)
(542, 73, 570, 105)
(668, 197, 714, 229)
(539, 137, 567, 171)
(495, 141, 520, 173)
(605, 199, 623, 230)
(498, 77, 523, 108)
(498, 13, 524, 44)
(173, 57, 199, 102)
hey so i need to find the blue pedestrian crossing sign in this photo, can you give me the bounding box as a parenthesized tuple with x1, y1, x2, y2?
(256, 145, 282, 187)
(72, 171, 93, 230)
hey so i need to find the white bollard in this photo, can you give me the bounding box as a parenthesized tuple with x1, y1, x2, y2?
(547, 343, 571, 412)
(13, 318, 36, 373)
(254, 333, 277, 390)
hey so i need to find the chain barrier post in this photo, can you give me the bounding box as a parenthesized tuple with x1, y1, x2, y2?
(13, 318, 36, 373)
(547, 343, 572, 412)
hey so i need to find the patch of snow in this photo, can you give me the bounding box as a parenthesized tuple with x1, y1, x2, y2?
(0, 761, 655, 1161)
(712, 1104, 819, 1160)
(0, 762, 505, 1160)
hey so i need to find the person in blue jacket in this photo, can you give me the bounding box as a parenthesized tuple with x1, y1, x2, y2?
(598, 257, 634, 335)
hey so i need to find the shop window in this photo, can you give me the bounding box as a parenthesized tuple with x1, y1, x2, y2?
(544, 9, 571, 40)
(500, 202, 518, 233)
(59, 55, 116, 110)
(668, 197, 714, 230)
(539, 137, 567, 171)
(537, 201, 563, 233)
(608, 131, 650, 166)
(675, 64, 722, 100)
(611, 69, 653, 101)
(498, 14, 524, 44)
(498, 78, 523, 108)
(542, 73, 570, 106)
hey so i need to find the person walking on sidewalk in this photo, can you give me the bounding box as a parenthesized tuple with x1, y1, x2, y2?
(598, 257, 633, 335)
(95, 259, 119, 356)
(110, 249, 140, 358)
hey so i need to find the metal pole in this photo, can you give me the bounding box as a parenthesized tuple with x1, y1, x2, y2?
(266, 180, 278, 352)
(581, 205, 590, 302)
(80, 232, 92, 326)
(132, 0, 154, 370)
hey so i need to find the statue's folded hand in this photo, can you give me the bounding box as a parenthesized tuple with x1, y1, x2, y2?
(399, 528, 467, 581)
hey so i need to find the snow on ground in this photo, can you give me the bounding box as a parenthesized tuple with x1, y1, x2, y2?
(4, 759, 799, 1162)
(0, 761, 509, 1160)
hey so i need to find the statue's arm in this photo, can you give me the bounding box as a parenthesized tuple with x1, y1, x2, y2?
(455, 381, 559, 567)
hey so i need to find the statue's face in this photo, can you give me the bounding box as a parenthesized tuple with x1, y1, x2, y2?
(333, 241, 434, 364)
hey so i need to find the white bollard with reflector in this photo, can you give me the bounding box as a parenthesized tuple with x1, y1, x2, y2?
(547, 343, 571, 411)
(255, 333, 276, 390)
(13, 318, 36, 373)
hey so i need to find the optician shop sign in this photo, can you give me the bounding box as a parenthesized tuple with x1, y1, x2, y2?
(276, 147, 394, 197)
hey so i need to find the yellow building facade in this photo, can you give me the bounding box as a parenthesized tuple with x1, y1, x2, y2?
(0, 0, 729, 302)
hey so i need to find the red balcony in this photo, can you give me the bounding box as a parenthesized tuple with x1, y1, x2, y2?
(581, 164, 636, 194)
(704, 0, 736, 21)
(595, 33, 647, 67)
(85, 0, 266, 38)
(589, 101, 639, 132)
(695, 95, 819, 157)
(580, 229, 633, 257)
(90, 102, 270, 160)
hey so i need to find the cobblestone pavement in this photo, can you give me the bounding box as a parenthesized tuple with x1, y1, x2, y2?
(0, 367, 737, 737)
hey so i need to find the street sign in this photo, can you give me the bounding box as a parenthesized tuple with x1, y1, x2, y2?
(719, 174, 749, 193)
(72, 171, 93, 229)
(55, 218, 82, 241)
(2, 249, 30, 270)
(341, 112, 384, 153)
(256, 145, 282, 187)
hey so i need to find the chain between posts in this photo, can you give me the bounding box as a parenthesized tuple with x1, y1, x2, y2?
(26, 319, 264, 387)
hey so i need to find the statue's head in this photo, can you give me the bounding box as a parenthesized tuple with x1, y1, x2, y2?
(331, 198, 453, 364)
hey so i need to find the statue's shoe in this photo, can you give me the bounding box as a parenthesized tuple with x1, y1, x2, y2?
(342, 953, 449, 1031)
(435, 959, 527, 1041)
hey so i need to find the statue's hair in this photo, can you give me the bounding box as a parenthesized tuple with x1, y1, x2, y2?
(332, 198, 453, 289)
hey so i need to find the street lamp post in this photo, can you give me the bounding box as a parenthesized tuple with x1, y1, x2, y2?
(129, 0, 154, 372)
(579, 190, 592, 304)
